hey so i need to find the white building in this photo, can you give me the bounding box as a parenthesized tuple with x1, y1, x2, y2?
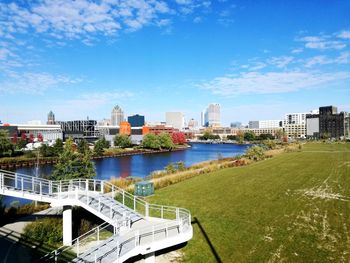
(204, 103, 220, 127)
(283, 112, 308, 138)
(16, 124, 63, 141)
(111, 105, 124, 126)
(166, 112, 185, 130)
(248, 120, 282, 129)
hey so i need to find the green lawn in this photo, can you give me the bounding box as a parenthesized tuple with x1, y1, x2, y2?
(148, 142, 350, 262)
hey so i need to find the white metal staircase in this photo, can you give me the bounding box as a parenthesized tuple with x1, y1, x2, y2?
(0, 170, 193, 262)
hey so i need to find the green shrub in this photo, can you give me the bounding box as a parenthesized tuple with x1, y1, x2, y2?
(23, 218, 63, 245)
(244, 146, 266, 161)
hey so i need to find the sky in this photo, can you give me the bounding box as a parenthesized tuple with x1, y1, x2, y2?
(0, 0, 350, 126)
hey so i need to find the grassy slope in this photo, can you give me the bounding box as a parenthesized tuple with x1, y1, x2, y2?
(148, 143, 350, 262)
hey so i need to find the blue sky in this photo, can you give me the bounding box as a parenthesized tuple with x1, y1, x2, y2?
(0, 0, 349, 126)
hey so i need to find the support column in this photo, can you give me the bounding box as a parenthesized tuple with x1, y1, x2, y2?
(144, 252, 155, 263)
(63, 205, 72, 246)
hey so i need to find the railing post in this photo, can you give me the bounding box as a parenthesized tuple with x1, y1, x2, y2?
(176, 208, 179, 221)
(32, 177, 34, 192)
(135, 230, 139, 247)
(86, 179, 89, 191)
(101, 181, 104, 194)
(97, 226, 100, 244)
(39, 181, 42, 196)
(49, 181, 52, 195)
(54, 250, 58, 263)
(161, 206, 164, 219)
(134, 196, 136, 211)
(94, 180, 96, 192)
(145, 203, 149, 218)
(98, 197, 101, 211)
(15, 173, 18, 189)
(21, 178, 24, 194)
(122, 191, 125, 205)
(165, 223, 168, 238)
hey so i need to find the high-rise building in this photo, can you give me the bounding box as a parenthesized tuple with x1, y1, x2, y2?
(47, 110, 55, 124)
(230, 122, 242, 128)
(111, 105, 124, 126)
(166, 112, 184, 130)
(306, 106, 350, 139)
(128, 114, 145, 127)
(204, 103, 220, 127)
(283, 112, 308, 138)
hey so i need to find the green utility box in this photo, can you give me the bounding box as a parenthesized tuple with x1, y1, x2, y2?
(134, 181, 154, 197)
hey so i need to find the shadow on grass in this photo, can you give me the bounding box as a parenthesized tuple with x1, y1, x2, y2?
(192, 217, 222, 263)
(0, 227, 74, 263)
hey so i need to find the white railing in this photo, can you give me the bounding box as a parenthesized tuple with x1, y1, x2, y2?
(0, 169, 192, 262)
(0, 170, 191, 226)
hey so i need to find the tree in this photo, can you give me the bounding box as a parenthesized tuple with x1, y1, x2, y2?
(244, 131, 255, 141)
(172, 132, 186, 145)
(236, 131, 244, 144)
(53, 138, 64, 156)
(114, 134, 131, 148)
(227, 135, 237, 141)
(94, 137, 110, 156)
(158, 133, 174, 149)
(258, 133, 275, 140)
(40, 144, 55, 157)
(142, 134, 161, 149)
(12, 133, 18, 144)
(52, 138, 95, 180)
(0, 130, 13, 157)
(77, 139, 90, 154)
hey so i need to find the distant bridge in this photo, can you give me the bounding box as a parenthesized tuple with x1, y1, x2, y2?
(0, 170, 192, 262)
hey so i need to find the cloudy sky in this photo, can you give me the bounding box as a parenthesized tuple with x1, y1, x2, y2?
(0, 0, 349, 126)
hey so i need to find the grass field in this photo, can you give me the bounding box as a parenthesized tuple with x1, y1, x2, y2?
(148, 142, 350, 262)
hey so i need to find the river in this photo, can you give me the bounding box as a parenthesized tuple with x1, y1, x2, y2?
(2, 143, 250, 206)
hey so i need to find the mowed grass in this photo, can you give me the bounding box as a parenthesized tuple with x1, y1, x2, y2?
(148, 143, 350, 262)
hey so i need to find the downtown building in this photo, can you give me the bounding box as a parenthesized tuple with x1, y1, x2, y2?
(306, 106, 350, 139)
(128, 114, 145, 127)
(203, 103, 220, 127)
(166, 112, 184, 130)
(111, 105, 124, 126)
(283, 112, 308, 138)
(248, 120, 282, 129)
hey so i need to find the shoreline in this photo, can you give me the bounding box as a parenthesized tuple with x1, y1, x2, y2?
(0, 146, 190, 169)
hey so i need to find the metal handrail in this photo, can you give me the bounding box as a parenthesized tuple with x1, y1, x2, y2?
(0, 170, 191, 225)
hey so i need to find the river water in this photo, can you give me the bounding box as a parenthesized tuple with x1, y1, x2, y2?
(3, 143, 250, 206)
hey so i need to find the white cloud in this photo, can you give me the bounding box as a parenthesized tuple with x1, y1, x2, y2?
(198, 71, 350, 96)
(299, 35, 346, 50)
(0, 0, 177, 42)
(193, 16, 203, 23)
(291, 48, 303, 54)
(338, 30, 350, 39)
(0, 72, 81, 94)
(268, 56, 294, 68)
(305, 52, 350, 67)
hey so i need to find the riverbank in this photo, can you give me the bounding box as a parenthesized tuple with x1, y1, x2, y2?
(0, 145, 190, 170)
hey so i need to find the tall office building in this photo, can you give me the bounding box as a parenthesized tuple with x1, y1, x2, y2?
(204, 103, 220, 127)
(128, 114, 145, 127)
(111, 105, 124, 126)
(47, 110, 55, 125)
(166, 112, 184, 130)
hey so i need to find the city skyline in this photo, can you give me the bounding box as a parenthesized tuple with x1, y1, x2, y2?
(0, 1, 350, 125)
